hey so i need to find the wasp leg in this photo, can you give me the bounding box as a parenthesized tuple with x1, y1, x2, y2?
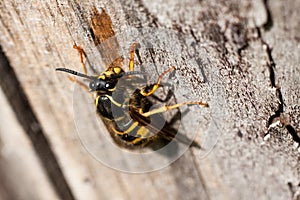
(139, 101, 208, 117)
(140, 66, 175, 96)
(73, 44, 88, 75)
(129, 42, 137, 71)
(67, 76, 89, 91)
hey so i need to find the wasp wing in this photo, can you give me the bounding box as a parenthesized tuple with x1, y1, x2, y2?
(129, 109, 201, 148)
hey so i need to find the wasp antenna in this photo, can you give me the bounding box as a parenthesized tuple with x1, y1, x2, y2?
(56, 68, 95, 79)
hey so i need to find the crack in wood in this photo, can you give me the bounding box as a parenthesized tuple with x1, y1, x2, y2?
(262, 0, 274, 31)
(287, 182, 300, 200)
(119, 0, 164, 29)
(134, 0, 160, 27)
(256, 27, 300, 144)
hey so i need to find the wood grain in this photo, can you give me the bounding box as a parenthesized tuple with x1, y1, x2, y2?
(0, 0, 299, 199)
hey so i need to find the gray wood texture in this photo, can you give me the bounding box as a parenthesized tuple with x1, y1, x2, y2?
(0, 0, 299, 199)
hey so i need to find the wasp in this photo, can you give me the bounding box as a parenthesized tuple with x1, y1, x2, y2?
(56, 43, 208, 149)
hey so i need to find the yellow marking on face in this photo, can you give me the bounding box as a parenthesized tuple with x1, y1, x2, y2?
(98, 75, 105, 79)
(103, 71, 113, 76)
(113, 67, 122, 74)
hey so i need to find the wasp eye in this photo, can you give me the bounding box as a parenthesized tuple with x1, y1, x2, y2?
(104, 80, 117, 89)
(89, 80, 101, 91)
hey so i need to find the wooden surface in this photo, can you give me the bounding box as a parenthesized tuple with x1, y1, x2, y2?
(0, 0, 299, 200)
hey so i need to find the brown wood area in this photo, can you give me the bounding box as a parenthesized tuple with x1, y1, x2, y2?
(0, 0, 299, 199)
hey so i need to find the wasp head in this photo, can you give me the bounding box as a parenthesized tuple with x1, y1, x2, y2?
(89, 78, 118, 92)
(56, 67, 143, 94)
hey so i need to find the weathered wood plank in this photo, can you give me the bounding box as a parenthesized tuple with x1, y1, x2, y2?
(0, 87, 58, 200)
(0, 46, 74, 199)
